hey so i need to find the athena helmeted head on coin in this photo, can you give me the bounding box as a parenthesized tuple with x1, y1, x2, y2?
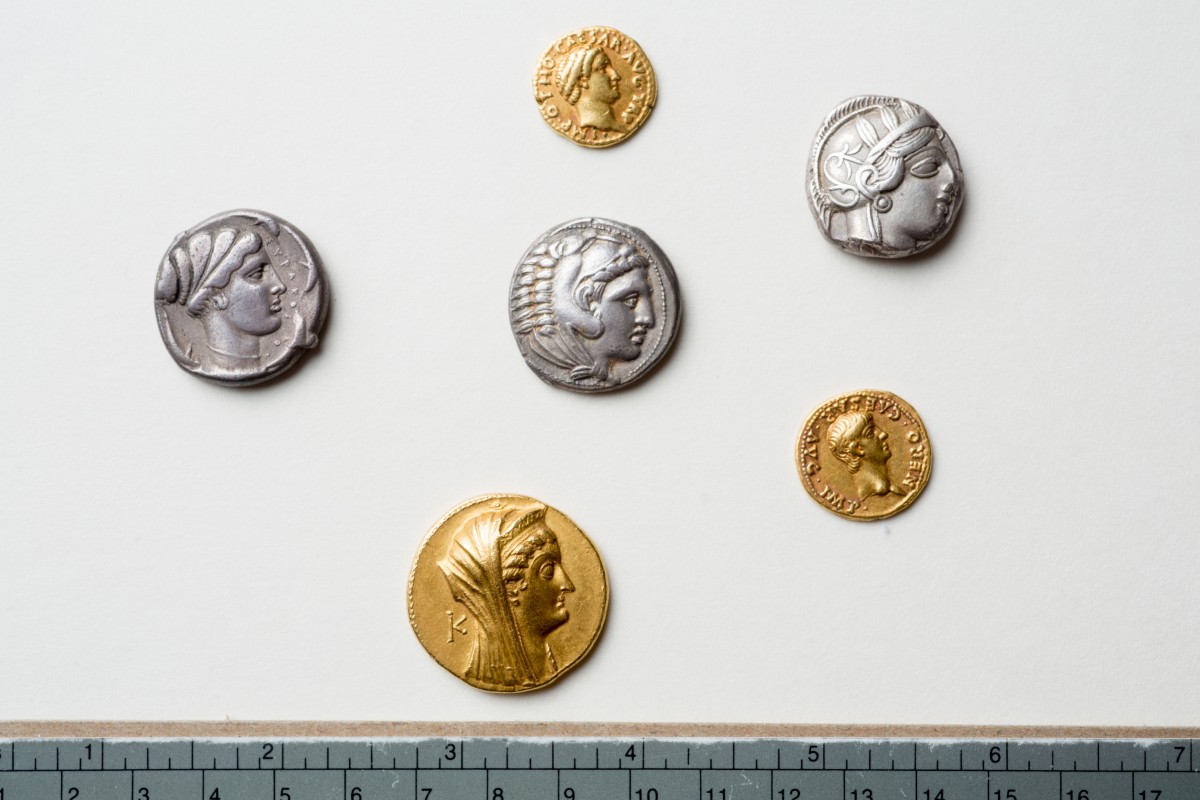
(509, 218, 680, 392)
(154, 210, 327, 386)
(808, 96, 963, 258)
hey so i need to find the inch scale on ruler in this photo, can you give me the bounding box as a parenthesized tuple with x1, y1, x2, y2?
(0, 737, 1197, 800)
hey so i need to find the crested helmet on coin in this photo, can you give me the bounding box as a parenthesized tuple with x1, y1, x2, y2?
(808, 96, 963, 258)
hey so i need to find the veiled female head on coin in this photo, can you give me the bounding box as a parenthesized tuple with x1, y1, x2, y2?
(827, 411, 906, 500)
(438, 499, 576, 690)
(555, 46, 622, 131)
(153, 210, 327, 385)
(510, 218, 681, 393)
(808, 96, 963, 258)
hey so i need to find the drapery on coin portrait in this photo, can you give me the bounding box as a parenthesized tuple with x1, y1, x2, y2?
(438, 499, 575, 689)
(408, 495, 608, 693)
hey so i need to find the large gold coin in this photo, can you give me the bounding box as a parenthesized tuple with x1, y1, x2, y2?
(407, 494, 609, 692)
(532, 26, 657, 149)
(796, 390, 933, 521)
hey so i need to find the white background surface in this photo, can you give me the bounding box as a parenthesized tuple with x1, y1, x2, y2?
(2, 0, 1198, 724)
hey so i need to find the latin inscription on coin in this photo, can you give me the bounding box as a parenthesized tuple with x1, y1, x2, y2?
(154, 210, 327, 386)
(807, 96, 964, 258)
(796, 390, 932, 520)
(533, 26, 657, 148)
(510, 217, 681, 393)
(408, 495, 608, 693)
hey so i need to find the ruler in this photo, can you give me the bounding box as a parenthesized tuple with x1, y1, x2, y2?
(0, 736, 1197, 800)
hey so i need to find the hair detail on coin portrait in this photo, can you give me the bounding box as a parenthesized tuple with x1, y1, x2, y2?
(533, 26, 656, 148)
(153, 210, 326, 386)
(554, 46, 623, 131)
(511, 226, 656, 386)
(826, 411, 907, 500)
(437, 499, 575, 691)
(808, 96, 964, 258)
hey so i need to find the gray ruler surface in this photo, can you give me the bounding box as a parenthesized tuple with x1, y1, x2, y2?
(0, 738, 1197, 800)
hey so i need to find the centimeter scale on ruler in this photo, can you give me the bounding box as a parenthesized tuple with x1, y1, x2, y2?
(0, 738, 1197, 800)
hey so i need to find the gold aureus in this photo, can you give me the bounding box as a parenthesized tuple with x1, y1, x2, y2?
(532, 26, 657, 149)
(407, 494, 609, 692)
(796, 390, 933, 521)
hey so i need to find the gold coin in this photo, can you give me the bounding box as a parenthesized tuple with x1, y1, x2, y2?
(796, 390, 933, 521)
(407, 494, 609, 692)
(532, 26, 657, 149)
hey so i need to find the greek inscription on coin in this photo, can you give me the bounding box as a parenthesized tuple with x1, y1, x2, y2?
(154, 210, 328, 386)
(408, 494, 608, 693)
(510, 217, 681, 393)
(796, 390, 932, 521)
(533, 26, 657, 148)
(808, 96, 964, 258)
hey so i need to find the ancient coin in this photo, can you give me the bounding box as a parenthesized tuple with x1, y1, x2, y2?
(807, 96, 964, 258)
(153, 209, 328, 386)
(510, 217, 681, 393)
(533, 26, 657, 148)
(408, 494, 608, 693)
(796, 390, 933, 521)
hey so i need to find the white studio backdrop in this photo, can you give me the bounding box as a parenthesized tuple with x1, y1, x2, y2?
(1, 0, 1197, 723)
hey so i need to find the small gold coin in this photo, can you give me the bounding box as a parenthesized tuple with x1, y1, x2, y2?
(532, 26, 657, 149)
(407, 494, 609, 692)
(796, 390, 933, 521)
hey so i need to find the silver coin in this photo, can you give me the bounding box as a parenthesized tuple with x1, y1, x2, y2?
(510, 217, 681, 393)
(153, 209, 328, 386)
(808, 96, 964, 258)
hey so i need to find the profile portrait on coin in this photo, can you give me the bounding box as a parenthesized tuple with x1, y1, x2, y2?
(808, 96, 964, 258)
(532, 26, 657, 148)
(796, 390, 932, 521)
(554, 46, 623, 131)
(438, 499, 576, 691)
(827, 411, 907, 500)
(510, 218, 680, 393)
(408, 494, 608, 693)
(153, 210, 327, 386)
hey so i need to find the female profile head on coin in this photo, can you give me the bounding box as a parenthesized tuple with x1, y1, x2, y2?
(510, 218, 681, 393)
(408, 495, 608, 693)
(796, 390, 932, 520)
(808, 96, 963, 258)
(154, 210, 327, 386)
(533, 26, 657, 148)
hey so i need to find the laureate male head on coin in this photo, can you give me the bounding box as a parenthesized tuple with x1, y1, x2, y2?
(533, 26, 657, 148)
